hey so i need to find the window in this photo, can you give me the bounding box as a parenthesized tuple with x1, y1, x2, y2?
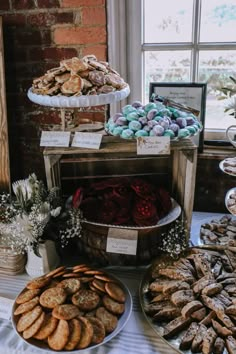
(107, 0, 236, 142)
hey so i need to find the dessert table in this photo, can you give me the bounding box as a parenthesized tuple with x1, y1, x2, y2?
(0, 212, 228, 354)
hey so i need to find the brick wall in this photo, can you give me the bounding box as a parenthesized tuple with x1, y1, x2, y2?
(0, 0, 107, 181)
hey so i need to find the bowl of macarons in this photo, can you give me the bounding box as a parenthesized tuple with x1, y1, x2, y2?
(105, 99, 202, 141)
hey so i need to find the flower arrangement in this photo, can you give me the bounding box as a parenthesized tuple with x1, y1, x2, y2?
(218, 76, 236, 118)
(71, 176, 172, 227)
(159, 217, 189, 259)
(0, 174, 82, 256)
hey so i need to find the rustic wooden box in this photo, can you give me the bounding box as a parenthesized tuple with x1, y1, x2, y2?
(43, 136, 197, 264)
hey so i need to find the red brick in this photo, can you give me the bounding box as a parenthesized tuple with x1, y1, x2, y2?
(82, 44, 107, 61)
(4, 44, 28, 63)
(37, 0, 60, 8)
(81, 7, 106, 26)
(27, 12, 74, 27)
(12, 0, 35, 10)
(14, 30, 42, 46)
(61, 0, 104, 7)
(74, 111, 105, 123)
(28, 110, 61, 125)
(29, 47, 77, 61)
(54, 26, 106, 45)
(0, 0, 10, 11)
(3, 14, 26, 26)
(41, 30, 52, 45)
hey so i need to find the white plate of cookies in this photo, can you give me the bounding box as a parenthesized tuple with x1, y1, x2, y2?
(219, 157, 236, 177)
(12, 264, 132, 352)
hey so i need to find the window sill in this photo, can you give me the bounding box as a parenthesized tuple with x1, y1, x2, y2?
(199, 142, 236, 159)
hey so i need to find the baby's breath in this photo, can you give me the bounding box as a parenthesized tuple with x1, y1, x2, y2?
(160, 218, 188, 259)
(60, 208, 82, 247)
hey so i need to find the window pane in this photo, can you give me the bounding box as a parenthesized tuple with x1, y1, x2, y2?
(200, 0, 236, 42)
(144, 51, 191, 102)
(144, 0, 193, 43)
(199, 50, 236, 130)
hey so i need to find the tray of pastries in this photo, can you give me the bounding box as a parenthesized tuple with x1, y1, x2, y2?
(12, 264, 132, 352)
(28, 55, 130, 108)
(219, 158, 236, 177)
(140, 247, 236, 354)
(199, 215, 236, 246)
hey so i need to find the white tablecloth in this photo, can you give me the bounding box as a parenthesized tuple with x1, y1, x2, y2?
(0, 212, 230, 354)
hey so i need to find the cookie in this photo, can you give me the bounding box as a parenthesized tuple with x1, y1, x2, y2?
(23, 311, 45, 339)
(88, 70, 106, 87)
(73, 266, 92, 273)
(34, 313, 58, 340)
(15, 289, 40, 304)
(52, 269, 67, 278)
(26, 275, 51, 290)
(102, 294, 125, 315)
(64, 318, 81, 350)
(61, 75, 83, 95)
(55, 72, 71, 84)
(16, 305, 43, 332)
(40, 287, 67, 308)
(62, 272, 82, 278)
(89, 283, 104, 296)
(62, 57, 88, 74)
(105, 73, 126, 89)
(105, 282, 126, 303)
(84, 270, 104, 276)
(96, 306, 118, 333)
(88, 317, 106, 344)
(95, 274, 115, 282)
(14, 296, 39, 315)
(52, 304, 81, 320)
(77, 276, 94, 283)
(72, 289, 100, 311)
(57, 278, 81, 295)
(48, 319, 70, 351)
(77, 316, 94, 349)
(72, 263, 88, 270)
(45, 266, 66, 278)
(92, 279, 106, 293)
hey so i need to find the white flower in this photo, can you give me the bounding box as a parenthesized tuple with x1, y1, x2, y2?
(12, 178, 33, 204)
(51, 206, 62, 217)
(224, 95, 236, 110)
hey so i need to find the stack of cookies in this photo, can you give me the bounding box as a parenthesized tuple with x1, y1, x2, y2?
(31, 55, 128, 97)
(13, 264, 127, 351)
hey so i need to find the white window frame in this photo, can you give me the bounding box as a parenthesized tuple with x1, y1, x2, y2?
(107, 0, 236, 142)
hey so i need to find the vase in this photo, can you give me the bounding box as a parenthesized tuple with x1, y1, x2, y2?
(25, 240, 60, 278)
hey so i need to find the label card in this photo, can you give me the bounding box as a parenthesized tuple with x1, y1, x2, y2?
(72, 132, 103, 149)
(106, 228, 138, 255)
(40, 131, 70, 147)
(137, 136, 170, 155)
(0, 296, 14, 320)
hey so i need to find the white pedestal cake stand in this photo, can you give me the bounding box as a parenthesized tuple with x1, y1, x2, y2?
(27, 86, 130, 131)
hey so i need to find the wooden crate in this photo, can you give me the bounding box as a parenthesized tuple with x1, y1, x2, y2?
(43, 136, 197, 233)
